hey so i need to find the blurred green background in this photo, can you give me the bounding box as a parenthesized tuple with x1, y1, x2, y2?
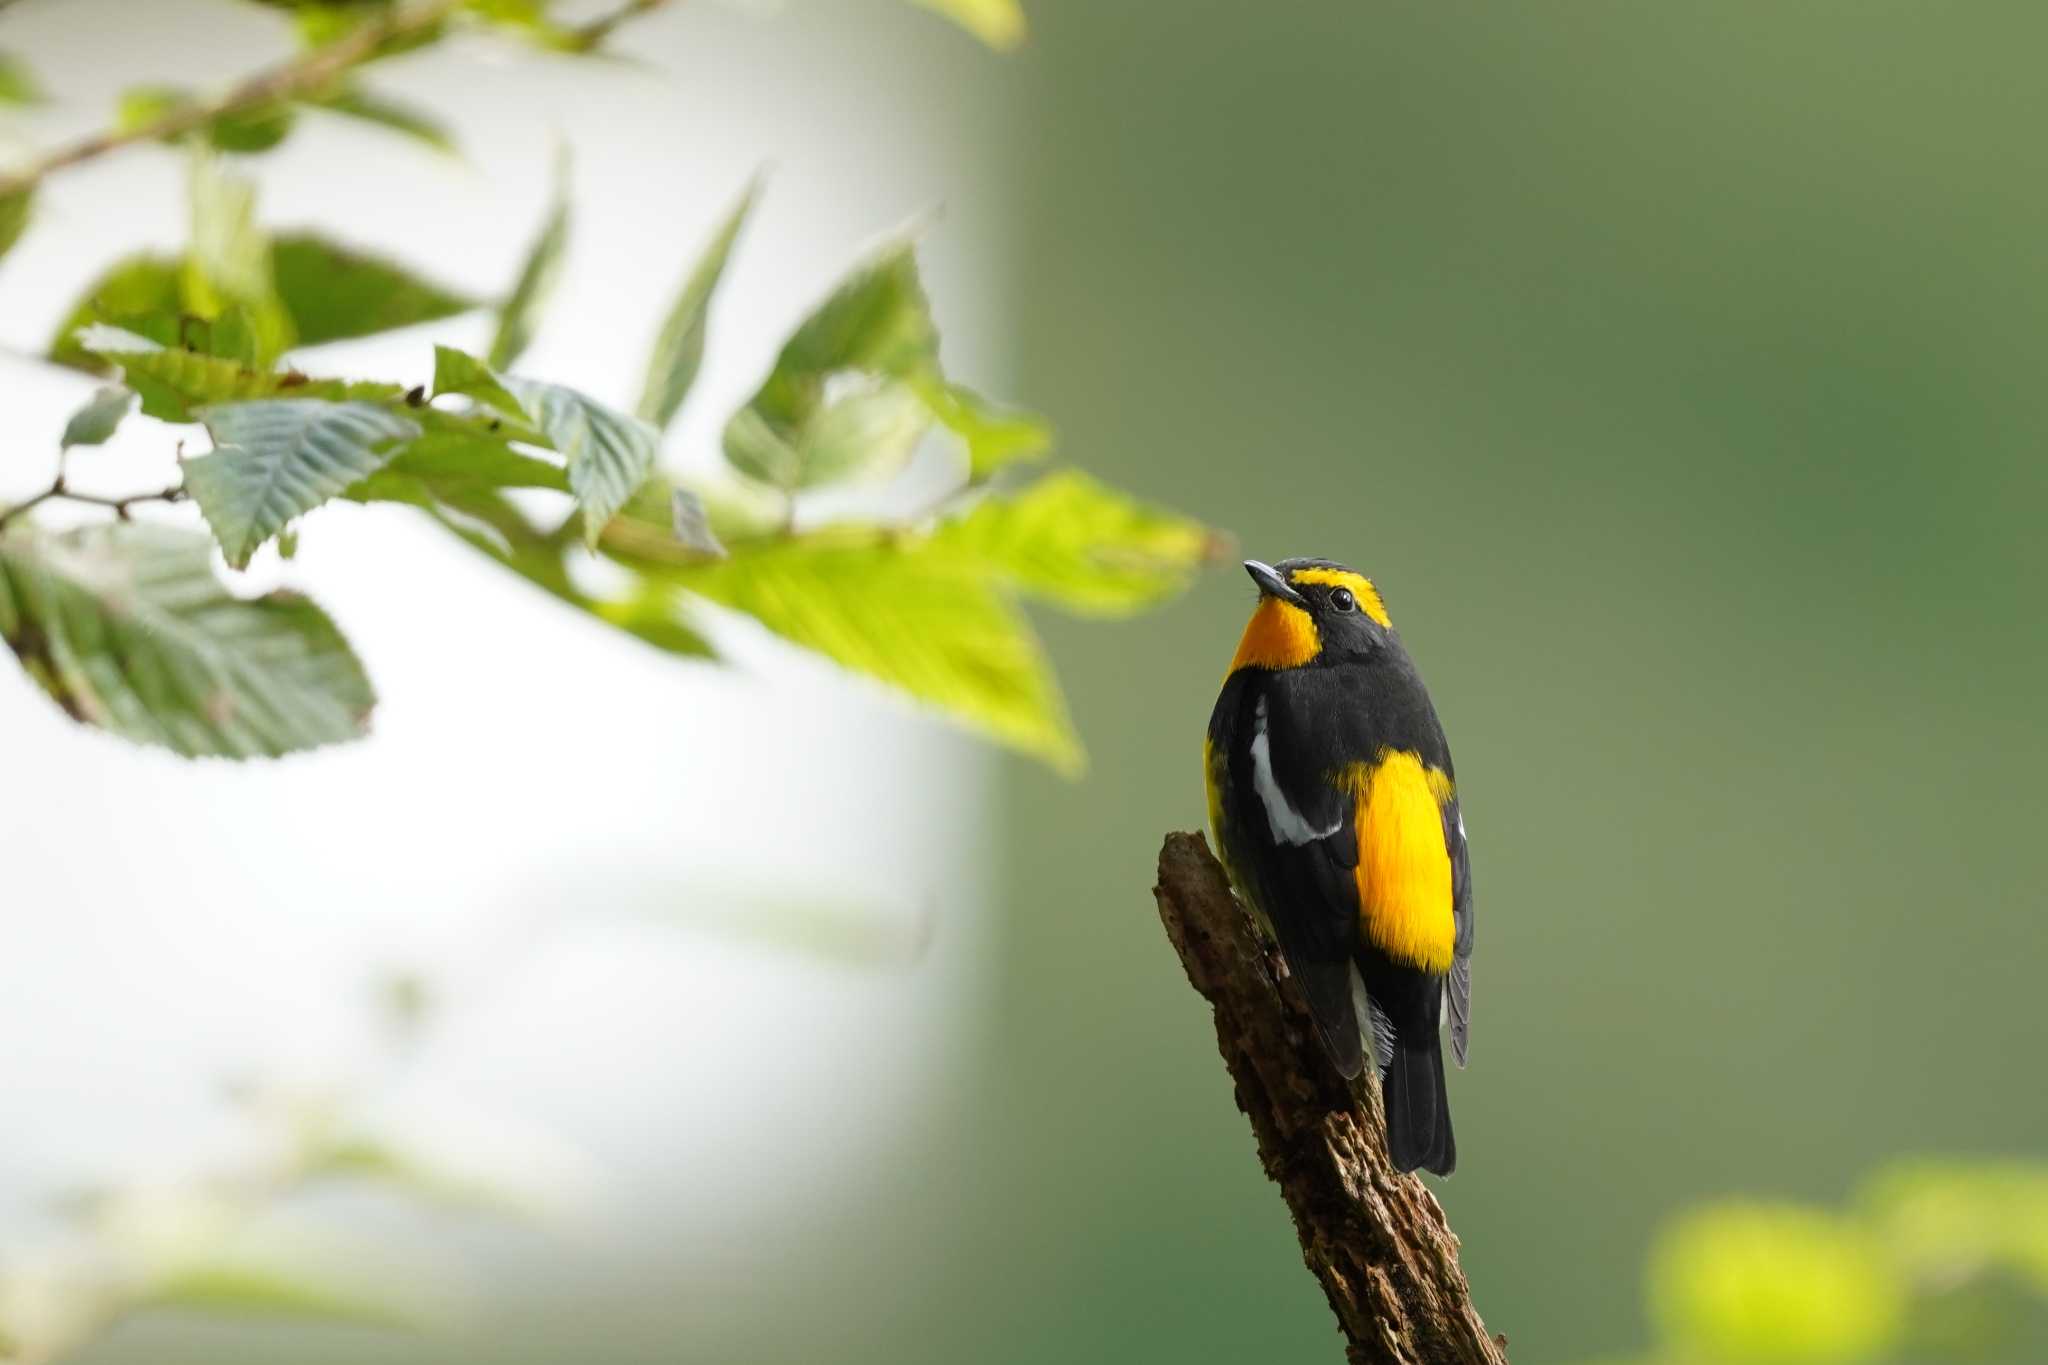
(960, 2, 2048, 1362)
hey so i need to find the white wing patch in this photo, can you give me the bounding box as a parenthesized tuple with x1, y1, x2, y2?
(1249, 696, 1341, 846)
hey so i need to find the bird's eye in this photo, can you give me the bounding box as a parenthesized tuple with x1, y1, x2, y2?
(1329, 587, 1357, 614)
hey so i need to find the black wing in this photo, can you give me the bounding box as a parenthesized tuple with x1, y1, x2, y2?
(1209, 674, 1366, 1078)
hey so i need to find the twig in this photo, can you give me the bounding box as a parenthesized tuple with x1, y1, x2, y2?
(0, 0, 464, 197)
(1152, 832, 1508, 1365)
(0, 477, 185, 531)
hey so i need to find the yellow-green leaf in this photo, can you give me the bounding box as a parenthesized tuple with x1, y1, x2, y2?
(637, 177, 757, 431)
(673, 536, 1081, 772)
(932, 470, 1219, 616)
(905, 0, 1026, 50)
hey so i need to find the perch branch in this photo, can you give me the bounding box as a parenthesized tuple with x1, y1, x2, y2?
(1152, 831, 1507, 1365)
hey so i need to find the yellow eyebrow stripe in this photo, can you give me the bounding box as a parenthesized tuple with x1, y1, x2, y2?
(1288, 567, 1391, 628)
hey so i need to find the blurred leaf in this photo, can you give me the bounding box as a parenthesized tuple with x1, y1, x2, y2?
(913, 375, 1053, 476)
(1863, 1159, 2048, 1295)
(1649, 1202, 1902, 1364)
(60, 387, 138, 449)
(673, 536, 1081, 771)
(188, 399, 421, 567)
(185, 151, 294, 362)
(315, 1136, 542, 1220)
(271, 234, 475, 345)
(47, 255, 184, 370)
(212, 102, 299, 153)
(504, 377, 659, 545)
(117, 84, 192, 137)
(905, 0, 1026, 49)
(431, 345, 528, 420)
(637, 177, 756, 430)
(76, 326, 401, 423)
(345, 423, 568, 505)
(669, 487, 726, 558)
(307, 85, 457, 154)
(0, 185, 32, 265)
(425, 489, 712, 657)
(0, 523, 375, 758)
(0, 51, 44, 105)
(147, 1260, 424, 1330)
(723, 238, 939, 489)
(487, 153, 570, 371)
(933, 470, 1219, 616)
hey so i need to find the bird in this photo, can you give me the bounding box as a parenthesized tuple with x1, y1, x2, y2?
(1204, 558, 1472, 1176)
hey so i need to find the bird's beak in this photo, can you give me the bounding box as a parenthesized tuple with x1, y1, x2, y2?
(1244, 560, 1306, 607)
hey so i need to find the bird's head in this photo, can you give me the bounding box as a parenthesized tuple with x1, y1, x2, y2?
(1229, 558, 1393, 672)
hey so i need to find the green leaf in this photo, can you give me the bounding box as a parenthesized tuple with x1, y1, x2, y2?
(209, 102, 298, 154)
(0, 51, 45, 106)
(188, 399, 421, 567)
(504, 378, 660, 545)
(0, 185, 31, 265)
(0, 523, 375, 758)
(912, 375, 1052, 476)
(314, 1136, 545, 1220)
(431, 345, 528, 420)
(271, 234, 475, 345)
(344, 425, 568, 505)
(932, 470, 1219, 616)
(1648, 1202, 1902, 1365)
(307, 85, 457, 154)
(185, 151, 294, 362)
(905, 0, 1027, 49)
(75, 326, 401, 423)
(117, 84, 192, 137)
(723, 239, 939, 489)
(673, 536, 1081, 771)
(487, 153, 570, 371)
(60, 387, 137, 449)
(637, 178, 757, 430)
(47, 255, 184, 370)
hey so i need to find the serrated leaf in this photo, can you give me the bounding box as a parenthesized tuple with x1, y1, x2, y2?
(188, 399, 421, 567)
(724, 239, 939, 490)
(0, 523, 375, 758)
(185, 151, 293, 362)
(932, 470, 1218, 615)
(308, 85, 457, 154)
(272, 234, 475, 345)
(673, 537, 1080, 771)
(504, 378, 658, 545)
(0, 51, 44, 106)
(0, 184, 32, 265)
(60, 387, 137, 449)
(799, 378, 932, 486)
(906, 0, 1026, 49)
(637, 178, 756, 430)
(913, 375, 1052, 476)
(487, 154, 570, 370)
(430, 345, 528, 420)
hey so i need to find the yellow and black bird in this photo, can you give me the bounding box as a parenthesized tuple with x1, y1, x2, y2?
(1205, 558, 1472, 1175)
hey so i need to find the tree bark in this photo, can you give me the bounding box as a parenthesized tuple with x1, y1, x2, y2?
(1151, 831, 1508, 1365)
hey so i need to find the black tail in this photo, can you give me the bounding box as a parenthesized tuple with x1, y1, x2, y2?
(1382, 1038, 1455, 1176)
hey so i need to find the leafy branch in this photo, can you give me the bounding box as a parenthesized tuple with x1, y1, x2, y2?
(0, 0, 1215, 774)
